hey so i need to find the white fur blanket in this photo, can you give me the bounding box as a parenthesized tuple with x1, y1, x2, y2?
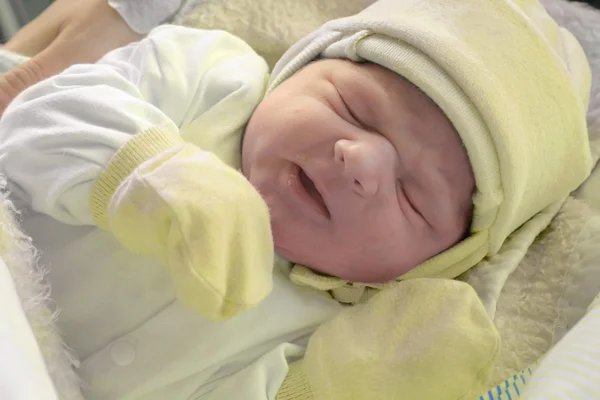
(0, 0, 599, 396)
(0, 179, 82, 399)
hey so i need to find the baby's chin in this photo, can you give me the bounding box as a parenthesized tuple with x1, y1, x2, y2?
(272, 231, 412, 283)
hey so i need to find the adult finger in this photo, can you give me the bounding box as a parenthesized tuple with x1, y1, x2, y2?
(0, 40, 71, 115)
(3, 0, 72, 57)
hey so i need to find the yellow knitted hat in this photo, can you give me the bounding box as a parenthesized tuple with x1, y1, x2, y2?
(268, 0, 592, 302)
(269, 0, 592, 302)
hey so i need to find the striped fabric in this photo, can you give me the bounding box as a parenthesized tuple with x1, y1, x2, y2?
(482, 292, 600, 400)
(480, 367, 535, 400)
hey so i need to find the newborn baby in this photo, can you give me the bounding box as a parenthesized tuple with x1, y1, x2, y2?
(244, 59, 475, 283)
(0, 0, 591, 321)
(0, 29, 477, 320)
(0, 0, 593, 398)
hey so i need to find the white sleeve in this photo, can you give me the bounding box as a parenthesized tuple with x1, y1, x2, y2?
(0, 25, 268, 226)
(108, 0, 185, 34)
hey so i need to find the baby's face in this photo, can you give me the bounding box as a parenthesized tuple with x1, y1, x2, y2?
(242, 59, 474, 283)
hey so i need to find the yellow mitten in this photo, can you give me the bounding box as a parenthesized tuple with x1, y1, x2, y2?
(277, 279, 500, 400)
(91, 128, 274, 320)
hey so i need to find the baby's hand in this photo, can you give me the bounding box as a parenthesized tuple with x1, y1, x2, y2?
(281, 279, 499, 400)
(94, 132, 274, 320)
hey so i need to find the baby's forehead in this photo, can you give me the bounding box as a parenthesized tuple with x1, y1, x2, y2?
(335, 62, 444, 113)
(338, 62, 458, 140)
(301, 59, 467, 166)
(338, 61, 472, 181)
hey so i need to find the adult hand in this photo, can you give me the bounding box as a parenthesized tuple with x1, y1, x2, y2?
(0, 0, 143, 115)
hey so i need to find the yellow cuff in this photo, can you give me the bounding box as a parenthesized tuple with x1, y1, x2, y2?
(96, 139, 274, 320)
(90, 127, 183, 229)
(277, 360, 313, 400)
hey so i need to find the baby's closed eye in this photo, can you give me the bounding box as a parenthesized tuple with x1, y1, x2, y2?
(396, 179, 431, 227)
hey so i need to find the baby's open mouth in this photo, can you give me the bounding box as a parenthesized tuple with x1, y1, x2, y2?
(298, 167, 330, 219)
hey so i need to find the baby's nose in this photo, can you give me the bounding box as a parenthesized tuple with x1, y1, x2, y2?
(334, 137, 394, 197)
